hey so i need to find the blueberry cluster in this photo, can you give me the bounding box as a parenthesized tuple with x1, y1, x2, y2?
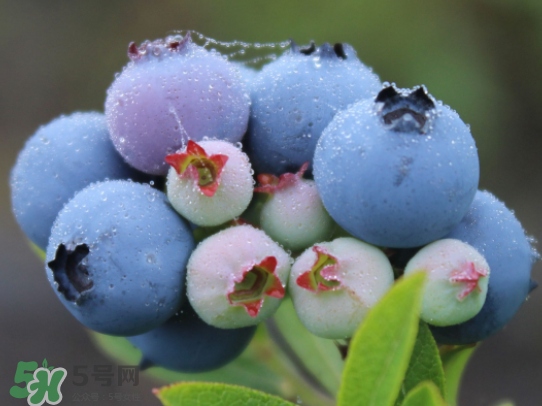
(10, 32, 538, 373)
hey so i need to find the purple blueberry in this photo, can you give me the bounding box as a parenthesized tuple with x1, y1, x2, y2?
(245, 41, 381, 176)
(128, 303, 256, 373)
(46, 181, 194, 336)
(314, 85, 480, 248)
(105, 33, 250, 175)
(10, 112, 145, 249)
(431, 191, 538, 344)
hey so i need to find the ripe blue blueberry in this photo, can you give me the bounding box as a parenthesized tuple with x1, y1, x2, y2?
(430, 191, 538, 344)
(314, 85, 480, 248)
(245, 41, 381, 176)
(105, 33, 250, 175)
(10, 112, 144, 249)
(128, 303, 256, 373)
(46, 180, 194, 336)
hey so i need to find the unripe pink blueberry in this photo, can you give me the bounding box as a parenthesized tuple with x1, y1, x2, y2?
(166, 140, 254, 226)
(105, 33, 250, 175)
(404, 239, 490, 327)
(289, 237, 394, 339)
(255, 163, 335, 252)
(187, 225, 292, 328)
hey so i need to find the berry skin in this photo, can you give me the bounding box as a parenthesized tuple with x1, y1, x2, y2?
(233, 62, 258, 89)
(404, 239, 490, 327)
(166, 140, 254, 226)
(10, 112, 144, 249)
(289, 237, 394, 339)
(245, 41, 380, 176)
(46, 181, 194, 336)
(105, 33, 250, 175)
(187, 225, 291, 329)
(128, 303, 256, 373)
(314, 85, 480, 248)
(431, 191, 538, 344)
(255, 163, 335, 252)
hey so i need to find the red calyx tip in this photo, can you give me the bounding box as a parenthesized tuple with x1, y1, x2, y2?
(227, 256, 285, 317)
(165, 140, 228, 197)
(254, 162, 309, 194)
(450, 261, 489, 301)
(297, 246, 341, 293)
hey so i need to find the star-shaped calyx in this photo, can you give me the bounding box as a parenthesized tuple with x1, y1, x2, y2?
(165, 140, 228, 197)
(296, 246, 342, 293)
(48, 243, 92, 302)
(449, 261, 489, 301)
(254, 162, 309, 194)
(376, 85, 436, 133)
(227, 256, 285, 317)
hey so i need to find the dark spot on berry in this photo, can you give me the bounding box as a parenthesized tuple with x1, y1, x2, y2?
(48, 244, 93, 302)
(394, 156, 414, 186)
(333, 43, 347, 59)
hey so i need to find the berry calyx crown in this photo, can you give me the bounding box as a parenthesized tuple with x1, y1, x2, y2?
(227, 256, 285, 317)
(376, 84, 436, 134)
(449, 261, 489, 301)
(254, 162, 309, 194)
(296, 246, 342, 293)
(128, 32, 192, 62)
(165, 140, 228, 197)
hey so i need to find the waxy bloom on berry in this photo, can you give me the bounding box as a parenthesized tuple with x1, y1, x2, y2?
(289, 237, 394, 339)
(166, 140, 253, 226)
(187, 225, 291, 329)
(255, 163, 335, 252)
(404, 238, 490, 327)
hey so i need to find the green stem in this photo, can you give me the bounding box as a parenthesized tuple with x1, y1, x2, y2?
(264, 321, 336, 406)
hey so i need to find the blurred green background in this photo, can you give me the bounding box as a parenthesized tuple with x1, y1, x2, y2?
(1, 0, 541, 405)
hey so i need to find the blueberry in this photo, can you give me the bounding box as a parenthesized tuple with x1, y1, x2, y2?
(404, 239, 490, 327)
(289, 237, 394, 339)
(10, 112, 144, 249)
(128, 303, 256, 373)
(187, 225, 291, 329)
(431, 191, 538, 344)
(255, 163, 335, 252)
(245, 41, 380, 176)
(233, 62, 258, 90)
(105, 33, 250, 175)
(166, 140, 254, 226)
(46, 180, 194, 336)
(314, 85, 480, 248)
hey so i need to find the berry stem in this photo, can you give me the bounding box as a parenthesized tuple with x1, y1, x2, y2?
(265, 319, 335, 404)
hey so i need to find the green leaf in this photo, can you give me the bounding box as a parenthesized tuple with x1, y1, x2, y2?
(155, 382, 295, 406)
(337, 272, 426, 406)
(395, 321, 446, 405)
(441, 344, 478, 406)
(401, 381, 447, 406)
(42, 359, 48, 369)
(272, 296, 344, 396)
